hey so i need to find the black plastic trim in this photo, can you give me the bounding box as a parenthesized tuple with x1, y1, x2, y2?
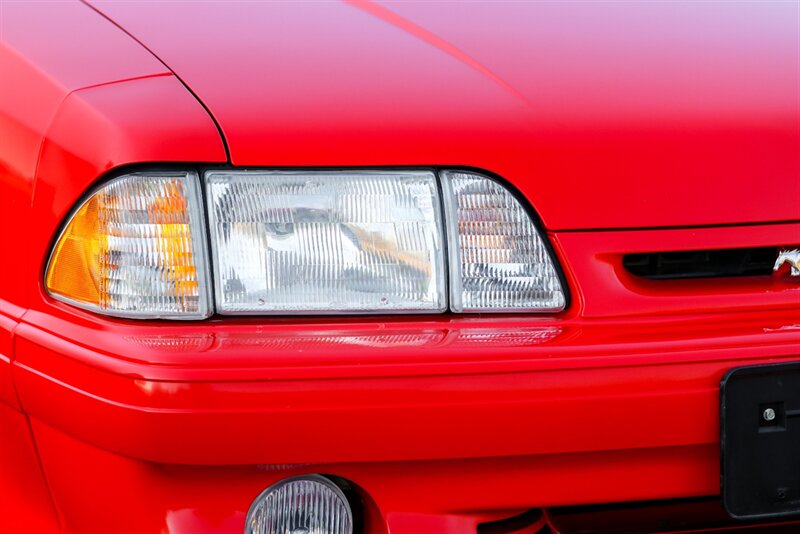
(623, 247, 778, 280)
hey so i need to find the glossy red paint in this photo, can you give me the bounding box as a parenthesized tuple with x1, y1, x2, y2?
(89, 0, 800, 230)
(0, 404, 59, 533)
(0, 0, 169, 317)
(553, 223, 800, 318)
(12, 309, 800, 466)
(0, 313, 18, 409)
(1, 1, 799, 533)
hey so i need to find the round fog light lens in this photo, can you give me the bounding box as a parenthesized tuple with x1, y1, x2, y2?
(245, 475, 353, 534)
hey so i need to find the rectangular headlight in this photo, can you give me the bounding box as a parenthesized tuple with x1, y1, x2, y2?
(206, 170, 446, 314)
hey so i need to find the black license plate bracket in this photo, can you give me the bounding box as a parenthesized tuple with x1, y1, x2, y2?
(721, 362, 800, 519)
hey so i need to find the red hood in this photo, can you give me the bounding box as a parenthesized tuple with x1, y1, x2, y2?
(89, 1, 799, 231)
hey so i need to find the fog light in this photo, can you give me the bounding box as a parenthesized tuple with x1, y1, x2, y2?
(245, 475, 353, 534)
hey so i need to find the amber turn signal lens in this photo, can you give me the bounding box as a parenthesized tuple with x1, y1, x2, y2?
(45, 172, 211, 319)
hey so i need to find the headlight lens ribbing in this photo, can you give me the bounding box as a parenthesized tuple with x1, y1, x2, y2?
(205, 171, 446, 314)
(441, 170, 566, 312)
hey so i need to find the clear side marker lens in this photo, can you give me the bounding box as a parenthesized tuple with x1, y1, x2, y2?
(441, 170, 566, 313)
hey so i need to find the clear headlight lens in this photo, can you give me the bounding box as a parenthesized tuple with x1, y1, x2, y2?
(45, 172, 211, 319)
(246, 476, 353, 534)
(442, 170, 566, 312)
(206, 171, 446, 314)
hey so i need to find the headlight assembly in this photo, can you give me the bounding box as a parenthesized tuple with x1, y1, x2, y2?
(46, 169, 566, 318)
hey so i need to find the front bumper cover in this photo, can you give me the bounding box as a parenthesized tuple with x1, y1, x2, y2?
(8, 308, 800, 533)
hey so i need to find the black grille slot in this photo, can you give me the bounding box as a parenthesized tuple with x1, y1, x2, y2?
(623, 247, 778, 280)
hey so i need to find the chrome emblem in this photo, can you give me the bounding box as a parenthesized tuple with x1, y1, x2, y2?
(774, 249, 800, 277)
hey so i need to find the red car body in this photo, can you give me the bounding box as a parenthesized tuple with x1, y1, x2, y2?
(1, 1, 799, 533)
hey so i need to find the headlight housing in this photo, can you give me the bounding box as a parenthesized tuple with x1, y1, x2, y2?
(46, 168, 566, 318)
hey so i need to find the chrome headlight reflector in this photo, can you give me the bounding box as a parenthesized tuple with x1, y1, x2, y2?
(206, 171, 446, 314)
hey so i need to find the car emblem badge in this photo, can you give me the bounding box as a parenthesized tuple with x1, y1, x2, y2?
(774, 249, 800, 277)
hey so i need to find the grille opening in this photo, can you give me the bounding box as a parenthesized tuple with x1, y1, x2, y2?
(477, 497, 800, 533)
(623, 247, 778, 280)
(548, 496, 800, 533)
